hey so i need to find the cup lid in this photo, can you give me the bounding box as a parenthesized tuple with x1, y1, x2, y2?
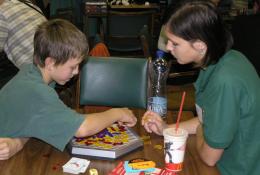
(163, 128, 188, 138)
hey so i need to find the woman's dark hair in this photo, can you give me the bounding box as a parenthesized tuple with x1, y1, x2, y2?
(166, 1, 233, 67)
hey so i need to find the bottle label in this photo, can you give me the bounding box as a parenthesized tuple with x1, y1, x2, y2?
(147, 97, 167, 118)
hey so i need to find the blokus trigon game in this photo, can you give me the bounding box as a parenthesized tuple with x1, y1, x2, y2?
(68, 123, 143, 159)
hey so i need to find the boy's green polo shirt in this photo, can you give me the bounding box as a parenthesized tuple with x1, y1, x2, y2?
(0, 64, 85, 151)
(195, 50, 260, 175)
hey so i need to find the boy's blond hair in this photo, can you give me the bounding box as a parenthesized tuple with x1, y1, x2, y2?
(33, 19, 89, 67)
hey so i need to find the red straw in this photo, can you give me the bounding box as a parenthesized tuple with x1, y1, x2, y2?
(175, 91, 186, 132)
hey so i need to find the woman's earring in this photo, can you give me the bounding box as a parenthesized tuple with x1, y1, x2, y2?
(199, 49, 206, 56)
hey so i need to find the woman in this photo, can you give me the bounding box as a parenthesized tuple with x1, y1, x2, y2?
(142, 1, 260, 175)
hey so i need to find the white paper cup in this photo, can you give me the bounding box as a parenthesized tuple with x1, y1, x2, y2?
(163, 127, 188, 172)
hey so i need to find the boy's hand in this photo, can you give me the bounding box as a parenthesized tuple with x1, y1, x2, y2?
(113, 108, 137, 127)
(0, 138, 28, 160)
(141, 111, 167, 135)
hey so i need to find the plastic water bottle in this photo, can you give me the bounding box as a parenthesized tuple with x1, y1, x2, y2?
(147, 50, 169, 118)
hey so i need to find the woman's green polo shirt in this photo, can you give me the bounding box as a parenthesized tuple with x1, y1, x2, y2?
(195, 50, 260, 175)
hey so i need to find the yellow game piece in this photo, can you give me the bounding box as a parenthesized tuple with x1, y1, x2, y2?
(141, 135, 150, 141)
(144, 140, 152, 145)
(89, 168, 98, 175)
(154, 144, 163, 150)
(129, 160, 156, 169)
(141, 135, 151, 145)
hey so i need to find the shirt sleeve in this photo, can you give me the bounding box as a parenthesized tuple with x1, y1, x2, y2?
(23, 88, 85, 151)
(202, 76, 241, 149)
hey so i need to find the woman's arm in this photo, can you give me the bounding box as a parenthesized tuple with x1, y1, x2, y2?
(142, 111, 200, 135)
(196, 124, 224, 166)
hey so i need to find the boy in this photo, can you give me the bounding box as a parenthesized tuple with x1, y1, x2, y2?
(0, 19, 137, 160)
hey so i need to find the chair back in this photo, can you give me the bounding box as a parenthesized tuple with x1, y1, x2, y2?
(106, 10, 154, 54)
(139, 25, 154, 59)
(76, 56, 148, 110)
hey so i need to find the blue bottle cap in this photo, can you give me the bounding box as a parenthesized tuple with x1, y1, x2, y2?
(156, 50, 165, 59)
(154, 50, 168, 73)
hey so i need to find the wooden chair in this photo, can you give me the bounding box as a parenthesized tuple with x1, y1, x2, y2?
(75, 56, 148, 113)
(105, 10, 155, 57)
(139, 24, 154, 59)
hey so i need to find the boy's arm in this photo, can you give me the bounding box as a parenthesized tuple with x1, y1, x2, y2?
(75, 108, 137, 138)
(196, 124, 224, 166)
(0, 138, 29, 160)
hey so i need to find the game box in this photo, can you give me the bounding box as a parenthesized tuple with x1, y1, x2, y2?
(68, 124, 143, 159)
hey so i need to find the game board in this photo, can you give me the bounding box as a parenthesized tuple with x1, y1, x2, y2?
(69, 123, 143, 159)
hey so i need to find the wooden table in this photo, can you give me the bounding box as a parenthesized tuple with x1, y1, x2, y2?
(0, 111, 220, 175)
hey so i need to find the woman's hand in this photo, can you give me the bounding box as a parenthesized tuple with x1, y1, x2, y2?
(141, 111, 168, 135)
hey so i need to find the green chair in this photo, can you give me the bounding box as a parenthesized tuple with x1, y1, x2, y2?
(76, 56, 148, 112)
(105, 10, 155, 57)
